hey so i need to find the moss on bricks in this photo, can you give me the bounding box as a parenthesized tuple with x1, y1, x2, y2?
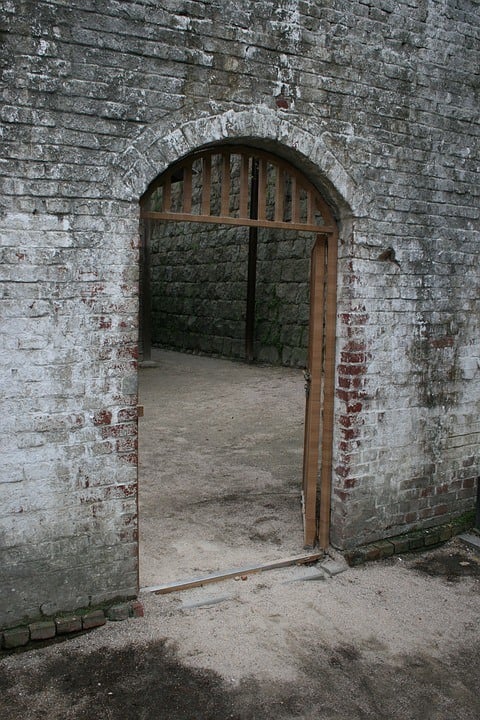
(408, 531, 426, 551)
(389, 536, 411, 554)
(345, 514, 476, 567)
(3, 627, 30, 649)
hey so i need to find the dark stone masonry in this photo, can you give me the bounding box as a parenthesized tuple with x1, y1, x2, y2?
(151, 221, 312, 365)
(0, 0, 478, 631)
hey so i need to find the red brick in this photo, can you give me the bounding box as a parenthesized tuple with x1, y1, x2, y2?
(93, 410, 112, 426)
(82, 611, 106, 630)
(130, 600, 144, 618)
(29, 621, 56, 641)
(55, 616, 82, 635)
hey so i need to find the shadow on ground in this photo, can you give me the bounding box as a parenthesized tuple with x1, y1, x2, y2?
(411, 551, 480, 582)
(1, 638, 479, 720)
(2, 542, 479, 719)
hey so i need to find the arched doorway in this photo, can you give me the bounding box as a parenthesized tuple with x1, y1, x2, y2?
(139, 145, 338, 581)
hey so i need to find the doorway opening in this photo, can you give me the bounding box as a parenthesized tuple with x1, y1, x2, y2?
(138, 146, 338, 588)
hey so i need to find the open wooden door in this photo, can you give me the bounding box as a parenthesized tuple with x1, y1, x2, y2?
(302, 232, 338, 549)
(302, 236, 326, 548)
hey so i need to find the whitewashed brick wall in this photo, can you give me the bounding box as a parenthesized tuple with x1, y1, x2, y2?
(0, 0, 478, 628)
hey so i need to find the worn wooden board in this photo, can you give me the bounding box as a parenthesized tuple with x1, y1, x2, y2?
(142, 553, 324, 595)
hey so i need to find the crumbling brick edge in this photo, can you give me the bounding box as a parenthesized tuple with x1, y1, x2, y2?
(0, 599, 145, 653)
(344, 511, 476, 566)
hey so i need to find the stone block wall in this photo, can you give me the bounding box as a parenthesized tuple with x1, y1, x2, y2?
(1, 0, 478, 628)
(151, 221, 312, 366)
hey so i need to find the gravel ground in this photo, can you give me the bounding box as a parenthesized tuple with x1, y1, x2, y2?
(1, 539, 479, 719)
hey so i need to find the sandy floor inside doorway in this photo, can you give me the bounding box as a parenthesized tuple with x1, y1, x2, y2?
(138, 349, 306, 588)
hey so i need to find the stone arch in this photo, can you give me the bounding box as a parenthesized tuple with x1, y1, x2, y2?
(113, 107, 361, 221)
(136, 128, 345, 548)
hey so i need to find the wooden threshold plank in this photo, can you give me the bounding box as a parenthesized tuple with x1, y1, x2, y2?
(142, 553, 323, 595)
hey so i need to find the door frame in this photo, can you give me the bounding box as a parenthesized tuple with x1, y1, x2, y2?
(139, 145, 338, 549)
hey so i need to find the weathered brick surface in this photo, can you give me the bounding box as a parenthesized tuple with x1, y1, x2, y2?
(106, 603, 131, 622)
(81, 611, 106, 630)
(55, 616, 83, 635)
(345, 514, 475, 565)
(29, 620, 56, 641)
(2, 627, 30, 649)
(130, 600, 145, 618)
(1, 0, 479, 628)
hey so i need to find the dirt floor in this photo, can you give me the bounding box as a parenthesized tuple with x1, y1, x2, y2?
(138, 349, 307, 588)
(1, 539, 480, 719)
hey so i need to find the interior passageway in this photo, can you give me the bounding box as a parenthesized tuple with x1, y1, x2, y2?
(138, 349, 305, 588)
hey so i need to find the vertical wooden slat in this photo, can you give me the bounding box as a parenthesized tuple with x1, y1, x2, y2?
(221, 153, 231, 217)
(150, 149, 337, 230)
(292, 176, 300, 223)
(257, 158, 267, 221)
(314, 192, 334, 228)
(239, 153, 249, 219)
(318, 230, 338, 550)
(275, 168, 284, 222)
(307, 191, 314, 227)
(202, 154, 211, 216)
(302, 235, 326, 548)
(183, 164, 192, 214)
(162, 176, 172, 213)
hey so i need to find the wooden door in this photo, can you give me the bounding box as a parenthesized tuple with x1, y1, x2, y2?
(302, 232, 338, 549)
(302, 236, 326, 548)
